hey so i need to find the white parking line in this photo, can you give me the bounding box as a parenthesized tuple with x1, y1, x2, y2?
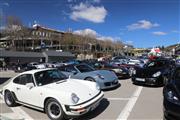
(0, 99, 4, 104)
(107, 98, 130, 101)
(117, 86, 143, 120)
(11, 107, 34, 120)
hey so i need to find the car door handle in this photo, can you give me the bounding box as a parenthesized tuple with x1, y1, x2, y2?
(16, 87, 20, 90)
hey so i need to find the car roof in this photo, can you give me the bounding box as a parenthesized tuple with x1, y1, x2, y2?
(19, 68, 56, 75)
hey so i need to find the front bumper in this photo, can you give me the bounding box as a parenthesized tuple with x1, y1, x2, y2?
(131, 77, 163, 86)
(116, 72, 130, 79)
(163, 98, 180, 120)
(64, 91, 104, 116)
(101, 80, 120, 90)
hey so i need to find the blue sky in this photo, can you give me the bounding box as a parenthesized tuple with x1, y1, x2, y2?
(1, 0, 180, 48)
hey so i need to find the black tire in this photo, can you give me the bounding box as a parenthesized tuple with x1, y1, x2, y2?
(4, 90, 17, 107)
(85, 77, 96, 82)
(45, 98, 65, 120)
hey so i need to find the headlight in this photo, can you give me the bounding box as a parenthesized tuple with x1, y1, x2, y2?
(96, 84, 100, 90)
(71, 93, 79, 104)
(165, 90, 179, 104)
(96, 74, 105, 79)
(152, 71, 161, 77)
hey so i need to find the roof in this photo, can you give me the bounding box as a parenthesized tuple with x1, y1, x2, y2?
(21, 68, 56, 75)
(0, 50, 45, 58)
(44, 51, 75, 57)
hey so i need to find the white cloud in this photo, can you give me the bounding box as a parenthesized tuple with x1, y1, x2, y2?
(73, 28, 98, 38)
(3, 2, 9, 6)
(70, 2, 107, 23)
(97, 36, 114, 41)
(152, 31, 167, 35)
(127, 20, 159, 30)
(172, 30, 180, 34)
(125, 40, 133, 45)
(73, 28, 121, 41)
(67, 0, 72, 2)
(93, 0, 101, 3)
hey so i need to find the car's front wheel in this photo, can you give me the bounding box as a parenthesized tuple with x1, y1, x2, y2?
(4, 90, 17, 107)
(45, 98, 65, 120)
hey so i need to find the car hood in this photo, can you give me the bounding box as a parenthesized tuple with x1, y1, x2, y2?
(43, 79, 100, 104)
(134, 66, 162, 77)
(89, 70, 118, 81)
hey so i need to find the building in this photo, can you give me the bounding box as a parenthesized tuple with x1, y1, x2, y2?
(0, 24, 127, 59)
(0, 50, 75, 65)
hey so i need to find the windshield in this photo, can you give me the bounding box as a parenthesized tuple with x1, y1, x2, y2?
(34, 69, 68, 86)
(76, 64, 95, 73)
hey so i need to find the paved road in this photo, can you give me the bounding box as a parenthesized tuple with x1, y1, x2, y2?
(0, 72, 163, 120)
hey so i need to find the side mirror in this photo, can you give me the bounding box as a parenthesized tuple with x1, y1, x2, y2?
(26, 83, 34, 89)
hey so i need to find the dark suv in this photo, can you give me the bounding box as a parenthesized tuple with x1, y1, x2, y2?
(131, 58, 175, 86)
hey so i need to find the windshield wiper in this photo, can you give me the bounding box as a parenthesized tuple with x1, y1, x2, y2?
(56, 79, 67, 84)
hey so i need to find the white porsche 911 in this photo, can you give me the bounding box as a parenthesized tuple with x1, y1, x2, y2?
(2, 68, 104, 120)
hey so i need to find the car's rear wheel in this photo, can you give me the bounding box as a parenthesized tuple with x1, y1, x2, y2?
(45, 98, 65, 120)
(4, 91, 16, 107)
(85, 77, 96, 82)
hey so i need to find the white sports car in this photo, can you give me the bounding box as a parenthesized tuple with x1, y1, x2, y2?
(2, 68, 104, 120)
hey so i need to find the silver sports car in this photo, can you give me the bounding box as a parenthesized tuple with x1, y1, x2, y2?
(58, 64, 119, 89)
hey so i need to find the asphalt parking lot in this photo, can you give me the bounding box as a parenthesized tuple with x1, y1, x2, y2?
(0, 71, 163, 120)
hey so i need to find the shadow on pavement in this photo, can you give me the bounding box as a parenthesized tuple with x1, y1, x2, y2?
(102, 83, 121, 92)
(73, 98, 110, 120)
(132, 82, 164, 88)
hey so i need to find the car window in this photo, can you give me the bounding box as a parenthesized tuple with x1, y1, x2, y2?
(65, 66, 77, 72)
(34, 69, 68, 86)
(76, 64, 95, 73)
(58, 67, 66, 71)
(13, 74, 34, 85)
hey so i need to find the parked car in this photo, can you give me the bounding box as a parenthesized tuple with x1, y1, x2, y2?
(91, 61, 130, 79)
(163, 66, 180, 119)
(2, 68, 104, 120)
(131, 58, 175, 86)
(14, 63, 37, 72)
(58, 64, 120, 89)
(28, 62, 46, 69)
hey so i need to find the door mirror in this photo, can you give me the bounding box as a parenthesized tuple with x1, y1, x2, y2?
(26, 83, 34, 89)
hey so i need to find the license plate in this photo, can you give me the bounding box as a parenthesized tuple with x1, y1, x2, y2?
(136, 78, 145, 82)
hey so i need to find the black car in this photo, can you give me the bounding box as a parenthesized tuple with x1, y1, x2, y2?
(131, 58, 175, 86)
(163, 66, 180, 120)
